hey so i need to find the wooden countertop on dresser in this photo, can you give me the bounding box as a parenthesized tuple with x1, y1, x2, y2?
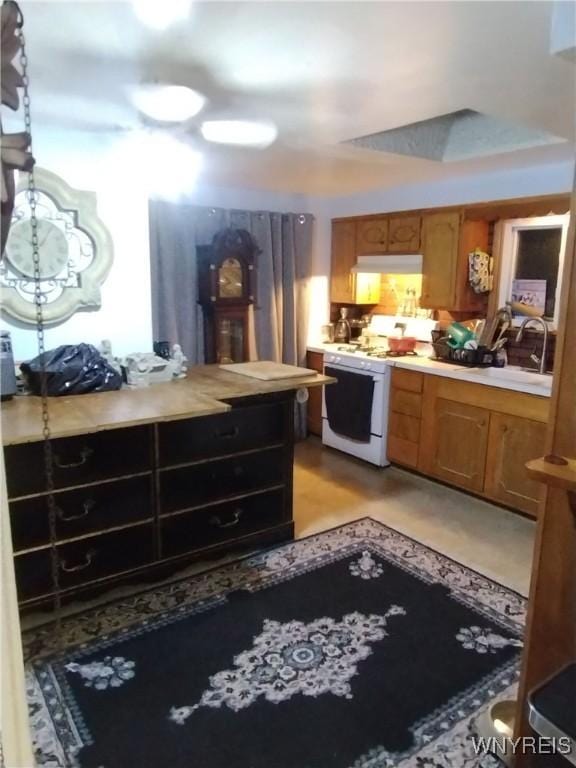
(1, 365, 333, 446)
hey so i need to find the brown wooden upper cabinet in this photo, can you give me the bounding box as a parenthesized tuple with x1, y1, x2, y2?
(356, 218, 389, 255)
(420, 212, 488, 312)
(388, 215, 421, 253)
(331, 220, 358, 303)
(420, 211, 461, 310)
(331, 221, 380, 304)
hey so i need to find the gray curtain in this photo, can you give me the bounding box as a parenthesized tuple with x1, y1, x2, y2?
(149, 202, 314, 434)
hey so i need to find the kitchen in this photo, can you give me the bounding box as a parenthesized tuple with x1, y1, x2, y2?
(1, 2, 575, 767)
(306, 197, 569, 519)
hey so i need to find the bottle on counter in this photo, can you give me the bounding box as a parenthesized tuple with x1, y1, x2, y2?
(334, 307, 351, 343)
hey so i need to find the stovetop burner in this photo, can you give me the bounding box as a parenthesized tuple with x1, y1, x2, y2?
(365, 349, 420, 359)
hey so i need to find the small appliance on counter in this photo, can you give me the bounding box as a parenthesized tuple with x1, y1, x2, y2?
(321, 323, 335, 343)
(334, 307, 351, 343)
(0, 330, 17, 400)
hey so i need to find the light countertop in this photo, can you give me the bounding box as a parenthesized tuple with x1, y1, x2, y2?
(308, 344, 552, 398)
(1, 364, 332, 446)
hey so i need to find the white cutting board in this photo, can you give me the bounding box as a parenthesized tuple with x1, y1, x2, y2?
(220, 361, 317, 381)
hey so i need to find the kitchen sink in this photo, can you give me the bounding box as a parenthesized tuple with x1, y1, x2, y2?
(462, 366, 553, 391)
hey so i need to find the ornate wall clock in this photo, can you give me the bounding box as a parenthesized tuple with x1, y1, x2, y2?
(1, 167, 113, 325)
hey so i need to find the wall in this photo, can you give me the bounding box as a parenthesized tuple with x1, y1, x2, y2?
(5, 127, 572, 357)
(3, 128, 153, 362)
(2, 129, 321, 362)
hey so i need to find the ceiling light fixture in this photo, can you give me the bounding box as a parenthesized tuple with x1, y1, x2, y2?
(130, 84, 206, 123)
(200, 120, 278, 148)
(132, 0, 192, 30)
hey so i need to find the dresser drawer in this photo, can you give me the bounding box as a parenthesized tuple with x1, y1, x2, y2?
(5, 426, 153, 498)
(161, 488, 285, 559)
(14, 523, 154, 603)
(160, 447, 284, 515)
(10, 475, 153, 553)
(158, 403, 285, 467)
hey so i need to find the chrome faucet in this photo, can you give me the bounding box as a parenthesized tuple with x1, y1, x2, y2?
(515, 317, 549, 374)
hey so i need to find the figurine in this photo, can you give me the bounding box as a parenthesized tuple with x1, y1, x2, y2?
(171, 343, 187, 378)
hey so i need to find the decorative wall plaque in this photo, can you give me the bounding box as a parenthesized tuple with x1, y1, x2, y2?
(1, 168, 113, 325)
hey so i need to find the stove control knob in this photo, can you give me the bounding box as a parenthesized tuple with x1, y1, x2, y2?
(360, 361, 365, 368)
(335, 356, 341, 363)
(365, 362, 372, 370)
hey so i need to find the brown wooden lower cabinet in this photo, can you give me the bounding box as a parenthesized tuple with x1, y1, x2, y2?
(389, 370, 549, 517)
(387, 369, 423, 469)
(484, 413, 546, 516)
(426, 399, 489, 493)
(306, 351, 324, 436)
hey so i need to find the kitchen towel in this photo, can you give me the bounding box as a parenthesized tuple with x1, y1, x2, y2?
(324, 365, 374, 442)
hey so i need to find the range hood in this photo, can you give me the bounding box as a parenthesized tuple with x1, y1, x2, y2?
(351, 254, 423, 275)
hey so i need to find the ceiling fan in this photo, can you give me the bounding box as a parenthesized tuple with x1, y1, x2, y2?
(129, 82, 278, 149)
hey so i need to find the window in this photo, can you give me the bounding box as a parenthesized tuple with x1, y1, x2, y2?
(497, 215, 569, 328)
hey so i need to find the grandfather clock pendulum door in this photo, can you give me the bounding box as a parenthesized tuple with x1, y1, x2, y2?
(198, 228, 258, 364)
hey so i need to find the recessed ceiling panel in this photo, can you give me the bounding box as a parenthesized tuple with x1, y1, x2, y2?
(344, 109, 565, 163)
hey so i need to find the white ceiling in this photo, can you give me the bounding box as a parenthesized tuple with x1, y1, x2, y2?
(13, 0, 576, 195)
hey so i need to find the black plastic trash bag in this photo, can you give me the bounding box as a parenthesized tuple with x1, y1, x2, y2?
(20, 343, 122, 396)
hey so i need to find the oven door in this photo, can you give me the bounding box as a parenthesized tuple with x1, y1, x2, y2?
(321, 363, 390, 466)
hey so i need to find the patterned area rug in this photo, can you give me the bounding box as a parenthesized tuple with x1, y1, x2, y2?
(25, 518, 525, 767)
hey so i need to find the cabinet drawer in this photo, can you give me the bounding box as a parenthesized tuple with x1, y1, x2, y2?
(14, 523, 154, 603)
(5, 426, 152, 498)
(391, 368, 423, 393)
(387, 435, 419, 468)
(160, 447, 284, 514)
(388, 412, 421, 443)
(161, 489, 285, 559)
(158, 403, 285, 466)
(10, 475, 153, 553)
(390, 389, 422, 418)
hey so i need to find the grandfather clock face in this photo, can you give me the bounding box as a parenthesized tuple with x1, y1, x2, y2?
(218, 258, 243, 299)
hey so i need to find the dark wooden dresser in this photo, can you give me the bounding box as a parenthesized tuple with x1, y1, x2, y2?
(4, 390, 297, 610)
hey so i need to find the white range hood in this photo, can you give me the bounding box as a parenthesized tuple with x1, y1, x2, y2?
(351, 254, 423, 275)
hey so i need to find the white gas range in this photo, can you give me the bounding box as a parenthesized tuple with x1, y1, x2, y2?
(320, 316, 437, 467)
(322, 347, 394, 466)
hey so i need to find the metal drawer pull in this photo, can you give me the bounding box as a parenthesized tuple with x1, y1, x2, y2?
(54, 446, 94, 469)
(209, 509, 242, 528)
(60, 549, 96, 573)
(214, 426, 239, 440)
(57, 498, 96, 522)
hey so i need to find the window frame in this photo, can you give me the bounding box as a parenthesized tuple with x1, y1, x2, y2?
(497, 215, 570, 329)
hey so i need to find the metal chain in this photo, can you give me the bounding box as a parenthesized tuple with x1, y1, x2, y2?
(15, 2, 63, 646)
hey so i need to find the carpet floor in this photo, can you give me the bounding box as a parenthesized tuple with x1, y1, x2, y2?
(26, 518, 525, 767)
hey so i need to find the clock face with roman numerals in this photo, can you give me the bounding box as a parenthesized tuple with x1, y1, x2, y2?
(5, 219, 69, 279)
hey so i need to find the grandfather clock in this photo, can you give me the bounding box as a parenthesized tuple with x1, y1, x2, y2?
(197, 228, 258, 364)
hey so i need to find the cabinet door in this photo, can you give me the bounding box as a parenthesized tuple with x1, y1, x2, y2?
(306, 351, 324, 436)
(429, 398, 489, 492)
(484, 413, 546, 517)
(388, 215, 421, 253)
(420, 211, 461, 309)
(356, 218, 389, 255)
(330, 221, 357, 302)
